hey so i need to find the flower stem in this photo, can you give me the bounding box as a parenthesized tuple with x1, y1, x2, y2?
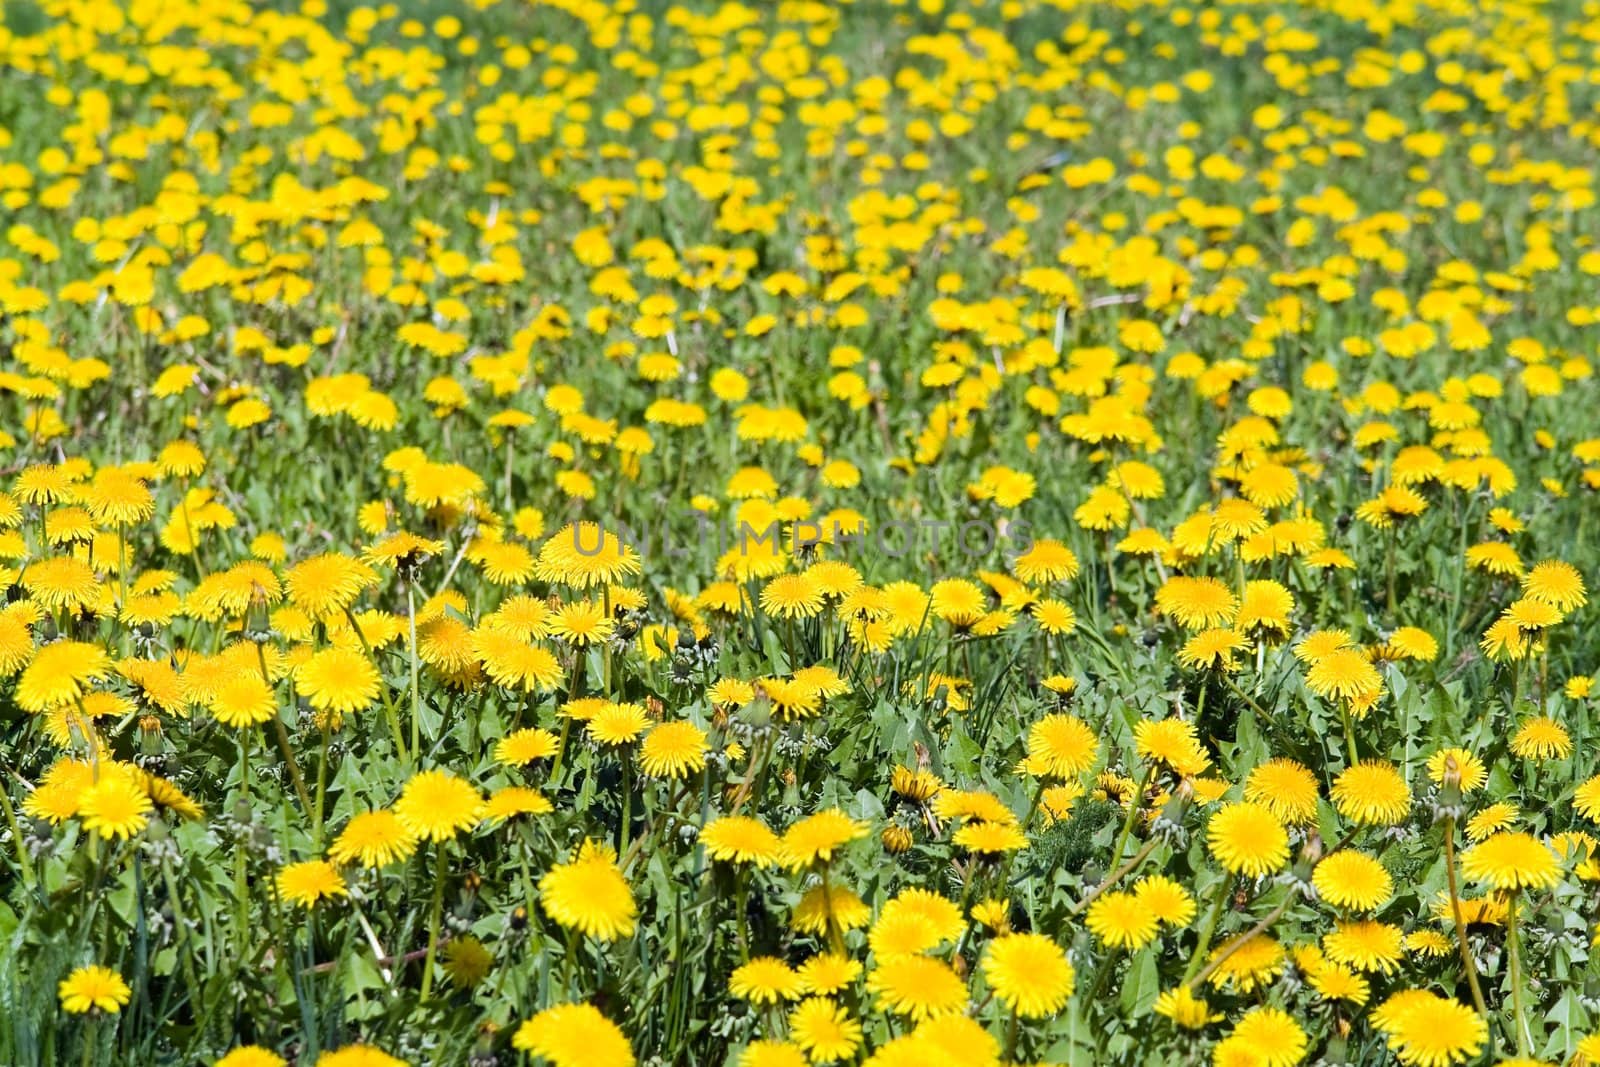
(619, 755, 634, 857)
(1187, 895, 1290, 989)
(819, 861, 845, 955)
(272, 715, 313, 811)
(255, 642, 311, 814)
(1386, 529, 1397, 619)
(344, 606, 406, 765)
(312, 726, 330, 851)
(1107, 767, 1152, 870)
(1072, 837, 1161, 916)
(419, 844, 449, 1003)
(1442, 815, 1489, 1017)
(235, 732, 252, 943)
(1181, 876, 1232, 983)
(550, 717, 574, 786)
(998, 777, 1048, 888)
(0, 776, 35, 891)
(735, 871, 751, 962)
(1507, 888, 1532, 1057)
(407, 581, 423, 761)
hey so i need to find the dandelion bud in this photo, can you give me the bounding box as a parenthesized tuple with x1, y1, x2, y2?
(1154, 778, 1193, 832)
(1289, 832, 1322, 892)
(1432, 754, 1465, 822)
(891, 765, 941, 804)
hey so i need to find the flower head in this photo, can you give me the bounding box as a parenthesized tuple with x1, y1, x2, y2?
(981, 932, 1074, 1017)
(512, 1002, 634, 1067)
(1207, 801, 1290, 878)
(541, 840, 637, 941)
(276, 860, 348, 908)
(58, 965, 131, 1015)
(1461, 832, 1561, 891)
(393, 770, 484, 842)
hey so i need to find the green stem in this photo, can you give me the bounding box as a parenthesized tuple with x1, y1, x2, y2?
(1443, 816, 1489, 1018)
(550, 717, 573, 786)
(735, 871, 751, 962)
(254, 639, 310, 812)
(116, 527, 127, 608)
(1221, 674, 1272, 721)
(564, 926, 580, 998)
(1107, 767, 1153, 871)
(819, 861, 845, 955)
(311, 726, 330, 851)
(1187, 895, 1290, 989)
(619, 754, 633, 857)
(1181, 877, 1232, 983)
(1071, 837, 1162, 916)
(161, 855, 205, 1014)
(344, 606, 406, 765)
(998, 778, 1048, 888)
(407, 582, 423, 762)
(1386, 529, 1397, 620)
(235, 732, 252, 943)
(1340, 704, 1359, 766)
(0, 775, 36, 891)
(419, 844, 449, 1003)
(602, 588, 613, 698)
(1507, 888, 1531, 1057)
(271, 716, 313, 817)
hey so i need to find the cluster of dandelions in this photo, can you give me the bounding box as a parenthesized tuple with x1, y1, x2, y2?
(3, 0, 1600, 1064)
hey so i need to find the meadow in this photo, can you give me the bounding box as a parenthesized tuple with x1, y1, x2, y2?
(0, 0, 1598, 1063)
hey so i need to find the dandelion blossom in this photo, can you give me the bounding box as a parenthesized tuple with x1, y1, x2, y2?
(1372, 991, 1486, 1066)
(215, 1048, 287, 1067)
(276, 860, 348, 908)
(638, 720, 709, 778)
(294, 647, 381, 724)
(1304, 648, 1383, 709)
(328, 810, 417, 868)
(1026, 713, 1099, 779)
(1313, 851, 1393, 911)
(729, 957, 805, 1004)
(393, 770, 484, 842)
(512, 1002, 634, 1067)
(1510, 716, 1572, 760)
(1085, 891, 1160, 950)
(1213, 1006, 1307, 1067)
(58, 965, 131, 1015)
(1207, 801, 1290, 878)
(779, 809, 869, 869)
(787, 997, 862, 1062)
(1331, 761, 1410, 826)
(79, 775, 153, 840)
(540, 840, 637, 941)
(700, 816, 781, 867)
(1461, 832, 1561, 891)
(1522, 559, 1586, 612)
(1244, 758, 1320, 824)
(868, 954, 968, 1021)
(981, 932, 1074, 1017)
